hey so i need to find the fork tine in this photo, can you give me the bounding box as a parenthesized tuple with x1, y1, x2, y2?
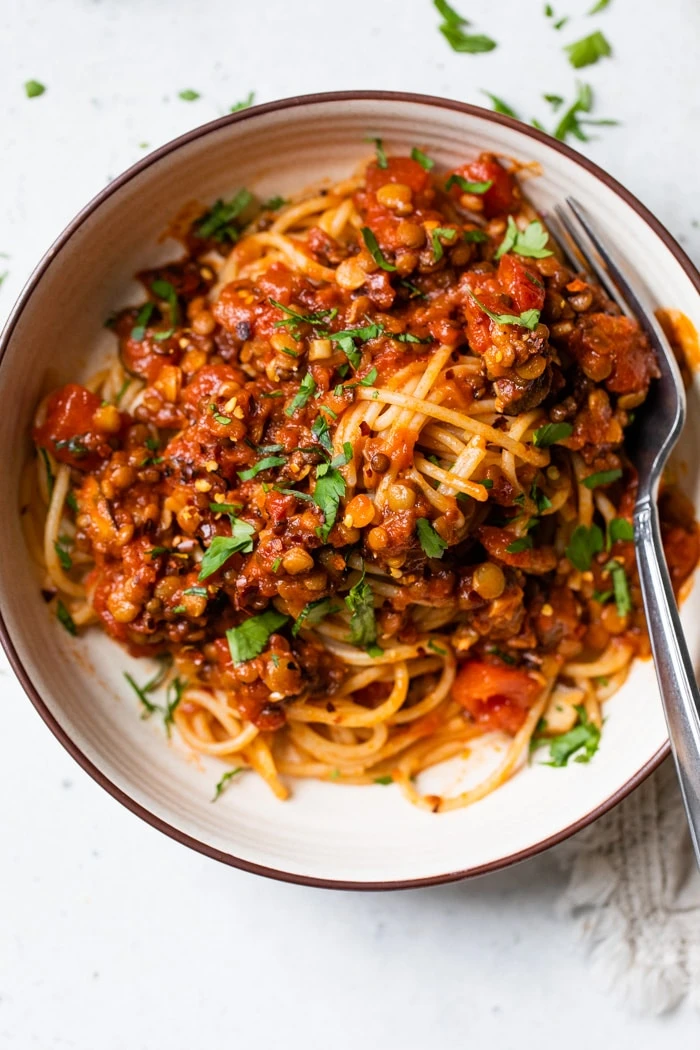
(554, 201, 632, 317)
(545, 209, 591, 275)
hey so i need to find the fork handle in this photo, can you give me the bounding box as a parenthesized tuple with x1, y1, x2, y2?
(635, 497, 700, 865)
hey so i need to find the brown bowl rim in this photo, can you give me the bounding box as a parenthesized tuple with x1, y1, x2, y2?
(0, 89, 694, 890)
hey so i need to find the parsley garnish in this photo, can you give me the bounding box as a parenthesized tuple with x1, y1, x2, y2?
(544, 93, 565, 109)
(209, 501, 243, 514)
(588, 0, 610, 11)
(292, 596, 341, 636)
(565, 30, 612, 69)
(210, 404, 232, 425)
(211, 767, 244, 801)
(446, 174, 493, 194)
(430, 227, 457, 261)
(494, 217, 553, 260)
(374, 776, 393, 785)
(367, 136, 388, 168)
(56, 600, 77, 636)
(269, 298, 337, 331)
(532, 422, 573, 447)
(311, 414, 334, 454)
(198, 519, 256, 579)
(331, 322, 383, 367)
(428, 640, 447, 655)
(530, 481, 552, 512)
(506, 535, 533, 554)
(261, 195, 287, 211)
(361, 227, 396, 272)
(535, 705, 601, 766)
(313, 461, 346, 540)
(226, 609, 290, 663)
(238, 455, 287, 481)
(481, 92, 519, 118)
(196, 189, 253, 242)
(55, 436, 88, 457)
(54, 540, 72, 571)
(608, 517, 634, 545)
(434, 0, 497, 53)
(605, 559, 632, 616)
(151, 278, 180, 334)
(66, 491, 78, 513)
(230, 91, 255, 112)
(469, 293, 540, 331)
(178, 89, 200, 101)
(553, 82, 617, 143)
(566, 524, 604, 571)
(411, 147, 435, 170)
(582, 468, 622, 489)
(285, 373, 318, 417)
(25, 80, 46, 98)
(463, 228, 489, 243)
(417, 517, 448, 558)
(183, 585, 208, 597)
(345, 565, 379, 650)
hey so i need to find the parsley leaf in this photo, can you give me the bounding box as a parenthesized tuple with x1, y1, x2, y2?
(417, 517, 448, 558)
(430, 226, 457, 261)
(311, 414, 334, 454)
(532, 422, 573, 447)
(566, 524, 604, 571)
(540, 705, 601, 766)
(130, 303, 155, 341)
(179, 89, 200, 101)
(588, 0, 611, 11)
(506, 535, 534, 554)
(292, 596, 341, 636)
(332, 322, 384, 367)
(494, 216, 553, 260)
(269, 298, 337, 330)
(552, 81, 618, 143)
(606, 559, 632, 616)
(54, 540, 72, 571)
(345, 565, 379, 649)
(374, 776, 393, 785)
(261, 195, 287, 211)
(440, 23, 497, 52)
(237, 455, 287, 481)
(565, 30, 612, 69)
(226, 609, 290, 663)
(196, 189, 253, 242)
(367, 136, 388, 168)
(361, 227, 396, 271)
(582, 468, 622, 489)
(446, 174, 493, 194)
(434, 0, 465, 23)
(198, 519, 256, 579)
(25, 80, 46, 98)
(411, 147, 435, 170)
(211, 767, 244, 801)
(285, 373, 317, 417)
(313, 463, 346, 540)
(56, 600, 77, 636)
(608, 517, 634, 545)
(230, 91, 255, 112)
(151, 278, 180, 331)
(469, 293, 540, 331)
(481, 92, 519, 118)
(463, 228, 489, 243)
(530, 481, 552, 513)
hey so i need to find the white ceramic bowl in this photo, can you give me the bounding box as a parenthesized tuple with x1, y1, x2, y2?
(2, 91, 699, 888)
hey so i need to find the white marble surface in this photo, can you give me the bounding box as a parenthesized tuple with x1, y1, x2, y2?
(1, 0, 699, 1046)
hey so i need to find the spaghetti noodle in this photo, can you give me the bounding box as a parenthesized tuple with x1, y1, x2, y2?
(24, 146, 699, 811)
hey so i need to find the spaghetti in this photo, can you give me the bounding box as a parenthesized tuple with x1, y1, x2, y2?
(24, 146, 699, 811)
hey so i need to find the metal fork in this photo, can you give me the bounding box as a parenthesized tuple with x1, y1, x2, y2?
(549, 198, 700, 867)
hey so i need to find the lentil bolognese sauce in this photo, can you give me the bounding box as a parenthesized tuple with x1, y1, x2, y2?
(25, 146, 699, 810)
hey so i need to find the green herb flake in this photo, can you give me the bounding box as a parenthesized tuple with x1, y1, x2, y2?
(361, 227, 396, 272)
(565, 30, 612, 69)
(469, 293, 540, 331)
(313, 462, 346, 541)
(439, 23, 497, 53)
(445, 174, 493, 195)
(367, 136, 388, 169)
(292, 596, 341, 636)
(197, 188, 253, 243)
(230, 91, 255, 112)
(25, 80, 46, 98)
(374, 776, 393, 785)
(178, 89, 201, 101)
(210, 403, 232, 426)
(285, 373, 318, 417)
(417, 517, 448, 559)
(608, 517, 634, 545)
(430, 226, 457, 262)
(494, 216, 553, 260)
(532, 422, 573, 447)
(211, 767, 244, 801)
(428, 640, 447, 655)
(54, 540, 72, 572)
(506, 535, 534, 554)
(66, 491, 78, 513)
(56, 600, 77, 636)
(183, 586, 208, 597)
(411, 147, 435, 171)
(481, 92, 519, 118)
(269, 298, 337, 331)
(345, 564, 378, 650)
(237, 455, 287, 482)
(539, 705, 601, 766)
(588, 0, 611, 12)
(226, 609, 290, 664)
(151, 278, 180, 330)
(582, 468, 622, 489)
(605, 558, 632, 616)
(198, 519, 256, 579)
(544, 93, 565, 109)
(566, 523, 604, 571)
(463, 228, 489, 244)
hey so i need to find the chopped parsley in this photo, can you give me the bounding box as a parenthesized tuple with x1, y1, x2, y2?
(196, 189, 253, 242)
(469, 293, 540, 331)
(122, 658, 181, 733)
(261, 195, 288, 211)
(54, 540, 72, 571)
(285, 373, 318, 417)
(430, 226, 457, 262)
(605, 558, 632, 616)
(183, 585, 208, 597)
(226, 609, 290, 663)
(463, 228, 489, 244)
(178, 89, 200, 101)
(211, 767, 244, 801)
(553, 82, 618, 143)
(269, 298, 337, 331)
(435, 0, 497, 54)
(345, 564, 379, 650)
(565, 30, 612, 69)
(411, 147, 435, 171)
(56, 600, 77, 636)
(230, 91, 255, 112)
(361, 227, 396, 272)
(374, 776, 393, 785)
(506, 535, 533, 554)
(530, 481, 552, 513)
(445, 174, 493, 194)
(198, 519, 256, 579)
(313, 461, 346, 540)
(292, 596, 342, 636)
(494, 217, 553, 260)
(131, 301, 155, 341)
(582, 468, 622, 489)
(367, 136, 388, 168)
(532, 421, 573, 447)
(544, 93, 565, 109)
(209, 501, 243, 515)
(608, 517, 634, 545)
(237, 454, 287, 481)
(588, 0, 611, 11)
(311, 414, 334, 454)
(25, 80, 46, 98)
(66, 491, 78, 513)
(417, 517, 448, 559)
(566, 523, 604, 571)
(151, 278, 180, 334)
(535, 705, 601, 766)
(331, 322, 383, 367)
(210, 404, 232, 425)
(481, 92, 519, 118)
(428, 640, 447, 655)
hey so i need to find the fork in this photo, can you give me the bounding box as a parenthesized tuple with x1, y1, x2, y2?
(548, 198, 700, 867)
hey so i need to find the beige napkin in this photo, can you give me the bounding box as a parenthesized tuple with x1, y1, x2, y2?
(558, 758, 700, 1013)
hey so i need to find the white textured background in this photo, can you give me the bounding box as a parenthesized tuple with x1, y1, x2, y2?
(2, 1, 699, 1046)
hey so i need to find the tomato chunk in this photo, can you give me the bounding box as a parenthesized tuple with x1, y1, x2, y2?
(453, 660, 543, 734)
(497, 254, 545, 314)
(447, 154, 516, 218)
(33, 383, 112, 470)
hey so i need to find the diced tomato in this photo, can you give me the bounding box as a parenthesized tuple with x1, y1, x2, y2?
(477, 526, 558, 575)
(446, 154, 516, 218)
(460, 272, 505, 355)
(33, 383, 112, 470)
(497, 254, 545, 313)
(181, 364, 242, 410)
(364, 156, 431, 196)
(452, 659, 543, 734)
(121, 332, 182, 383)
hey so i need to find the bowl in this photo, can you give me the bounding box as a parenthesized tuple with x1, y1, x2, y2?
(2, 90, 700, 889)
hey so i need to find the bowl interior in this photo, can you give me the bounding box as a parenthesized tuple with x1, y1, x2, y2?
(2, 95, 699, 886)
